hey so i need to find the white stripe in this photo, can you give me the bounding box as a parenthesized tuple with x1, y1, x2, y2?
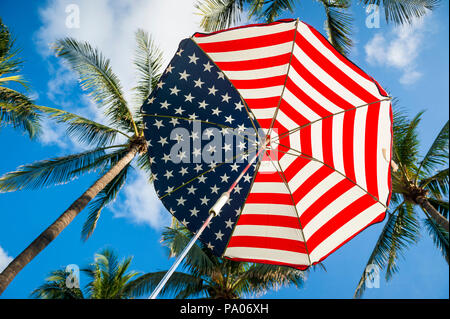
(303, 186, 366, 239)
(309, 203, 385, 262)
(332, 112, 345, 174)
(279, 153, 300, 173)
(310, 121, 323, 163)
(251, 182, 290, 194)
(276, 109, 301, 132)
(353, 106, 368, 192)
(239, 86, 284, 100)
(296, 22, 384, 99)
(225, 247, 310, 266)
(295, 172, 345, 216)
(193, 21, 296, 44)
(288, 66, 343, 115)
(225, 64, 289, 80)
(232, 224, 304, 241)
(293, 44, 366, 107)
(242, 203, 298, 217)
(287, 160, 323, 191)
(376, 100, 392, 204)
(283, 89, 321, 122)
(207, 42, 293, 62)
(251, 107, 278, 119)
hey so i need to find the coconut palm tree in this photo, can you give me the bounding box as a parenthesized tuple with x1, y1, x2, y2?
(353, 108, 449, 298)
(31, 248, 152, 299)
(0, 17, 41, 138)
(0, 29, 163, 295)
(127, 225, 307, 299)
(194, 0, 440, 56)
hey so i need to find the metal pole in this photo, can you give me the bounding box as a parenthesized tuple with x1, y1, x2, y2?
(149, 146, 266, 299)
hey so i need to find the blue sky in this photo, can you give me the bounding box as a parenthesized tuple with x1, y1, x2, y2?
(0, 0, 448, 299)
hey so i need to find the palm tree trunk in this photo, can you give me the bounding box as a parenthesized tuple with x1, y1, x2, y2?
(417, 196, 449, 232)
(0, 145, 139, 296)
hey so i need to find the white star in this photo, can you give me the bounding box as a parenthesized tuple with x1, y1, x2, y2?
(169, 86, 180, 95)
(221, 93, 231, 103)
(188, 113, 199, 121)
(161, 153, 171, 163)
(208, 85, 218, 96)
(179, 167, 188, 176)
(198, 175, 207, 183)
(174, 133, 184, 142)
(191, 131, 200, 140)
(230, 162, 239, 171)
(192, 148, 201, 157)
(174, 106, 185, 115)
(190, 207, 200, 217)
(176, 196, 186, 206)
(188, 52, 199, 64)
(169, 118, 179, 126)
(165, 64, 174, 73)
(187, 185, 197, 194)
(237, 124, 246, 132)
(158, 136, 168, 146)
(198, 100, 208, 109)
(176, 48, 184, 56)
(203, 61, 213, 72)
(147, 96, 155, 104)
(177, 151, 187, 161)
(179, 70, 190, 81)
(156, 81, 165, 89)
(217, 71, 225, 80)
(200, 195, 210, 205)
(160, 100, 170, 109)
(209, 161, 218, 171)
(225, 115, 235, 124)
(207, 145, 216, 154)
(211, 107, 222, 116)
(233, 184, 242, 194)
(243, 173, 252, 183)
(223, 143, 232, 152)
(194, 78, 204, 88)
(235, 101, 244, 111)
(164, 170, 174, 180)
(237, 141, 246, 150)
(225, 219, 234, 229)
(165, 186, 174, 194)
(204, 128, 214, 138)
(210, 184, 220, 194)
(194, 164, 203, 172)
(184, 93, 195, 102)
(207, 242, 215, 250)
(235, 208, 241, 216)
(153, 119, 164, 129)
(220, 173, 230, 183)
(215, 230, 224, 241)
(181, 219, 189, 226)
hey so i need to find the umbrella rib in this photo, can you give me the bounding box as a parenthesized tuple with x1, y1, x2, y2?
(264, 153, 313, 266)
(270, 97, 392, 144)
(274, 144, 388, 209)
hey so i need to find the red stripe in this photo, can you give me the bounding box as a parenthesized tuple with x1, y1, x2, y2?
(216, 53, 291, 71)
(300, 178, 355, 227)
(237, 214, 301, 229)
(299, 125, 312, 158)
(226, 257, 309, 270)
(197, 29, 295, 52)
(246, 193, 293, 205)
(245, 96, 280, 110)
(278, 99, 309, 127)
(321, 117, 334, 168)
(342, 109, 356, 183)
(307, 194, 377, 252)
(193, 19, 295, 38)
(283, 156, 310, 180)
(228, 236, 307, 254)
(253, 172, 284, 183)
(364, 103, 380, 200)
(231, 75, 286, 90)
(292, 165, 333, 203)
(285, 77, 332, 118)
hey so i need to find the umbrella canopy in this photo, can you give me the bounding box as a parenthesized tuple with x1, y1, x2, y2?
(142, 18, 392, 270)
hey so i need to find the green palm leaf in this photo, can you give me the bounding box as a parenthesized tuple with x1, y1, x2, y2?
(423, 216, 449, 263)
(420, 168, 449, 199)
(196, 0, 248, 32)
(30, 270, 84, 299)
(55, 38, 138, 135)
(320, 0, 353, 56)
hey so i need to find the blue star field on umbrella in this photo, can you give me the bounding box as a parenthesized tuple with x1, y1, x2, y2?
(141, 38, 262, 256)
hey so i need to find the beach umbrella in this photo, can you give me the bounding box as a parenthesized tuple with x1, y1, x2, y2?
(141, 18, 392, 298)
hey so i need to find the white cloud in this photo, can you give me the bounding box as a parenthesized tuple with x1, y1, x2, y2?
(365, 13, 434, 85)
(111, 170, 170, 229)
(0, 246, 13, 272)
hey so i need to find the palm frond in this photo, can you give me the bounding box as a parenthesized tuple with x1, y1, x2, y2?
(320, 0, 353, 56)
(415, 120, 449, 180)
(30, 269, 84, 299)
(0, 145, 125, 192)
(133, 29, 163, 108)
(362, 0, 440, 25)
(54, 38, 138, 135)
(81, 157, 131, 241)
(251, 0, 295, 23)
(36, 105, 129, 147)
(0, 18, 24, 85)
(196, 0, 247, 32)
(426, 197, 449, 219)
(420, 168, 449, 199)
(423, 216, 449, 263)
(0, 87, 41, 138)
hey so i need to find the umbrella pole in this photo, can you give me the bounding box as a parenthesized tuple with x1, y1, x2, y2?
(149, 146, 266, 299)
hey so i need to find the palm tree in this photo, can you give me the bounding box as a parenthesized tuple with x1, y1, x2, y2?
(354, 108, 449, 298)
(0, 17, 41, 138)
(194, 0, 440, 56)
(127, 225, 307, 299)
(31, 248, 152, 299)
(0, 29, 163, 295)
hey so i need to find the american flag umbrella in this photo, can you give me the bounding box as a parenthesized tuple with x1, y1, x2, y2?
(141, 19, 392, 298)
